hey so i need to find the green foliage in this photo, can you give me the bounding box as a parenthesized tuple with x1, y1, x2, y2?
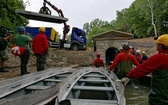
(0, 0, 29, 31)
(113, 0, 168, 38)
(83, 0, 168, 45)
(83, 18, 114, 47)
(0, 0, 29, 47)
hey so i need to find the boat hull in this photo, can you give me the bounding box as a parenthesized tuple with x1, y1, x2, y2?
(55, 67, 126, 105)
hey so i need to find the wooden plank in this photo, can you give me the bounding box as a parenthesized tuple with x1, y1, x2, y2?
(0, 84, 60, 105)
(55, 75, 69, 78)
(43, 79, 62, 82)
(70, 99, 118, 105)
(83, 75, 105, 78)
(79, 79, 110, 83)
(0, 67, 71, 99)
(73, 86, 114, 91)
(26, 85, 51, 90)
(15, 9, 68, 23)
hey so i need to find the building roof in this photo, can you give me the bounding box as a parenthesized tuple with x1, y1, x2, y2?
(92, 30, 133, 41)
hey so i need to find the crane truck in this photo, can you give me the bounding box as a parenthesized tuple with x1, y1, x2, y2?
(25, 26, 87, 50)
(15, 0, 87, 50)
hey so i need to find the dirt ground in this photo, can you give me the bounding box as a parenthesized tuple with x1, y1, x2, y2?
(0, 48, 95, 82)
(0, 64, 92, 81)
(0, 65, 37, 81)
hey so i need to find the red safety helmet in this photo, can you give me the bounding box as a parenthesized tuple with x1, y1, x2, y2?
(97, 53, 100, 57)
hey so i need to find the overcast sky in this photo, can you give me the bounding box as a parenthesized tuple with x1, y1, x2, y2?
(23, 0, 135, 34)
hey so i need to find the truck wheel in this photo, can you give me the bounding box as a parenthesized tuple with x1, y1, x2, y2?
(72, 45, 78, 51)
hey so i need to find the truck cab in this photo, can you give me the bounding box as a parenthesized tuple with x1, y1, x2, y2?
(63, 27, 87, 50)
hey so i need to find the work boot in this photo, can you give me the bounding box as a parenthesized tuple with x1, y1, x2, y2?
(0, 68, 9, 72)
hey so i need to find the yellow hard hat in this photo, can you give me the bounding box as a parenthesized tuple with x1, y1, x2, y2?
(142, 51, 145, 54)
(156, 34, 168, 46)
(39, 27, 46, 33)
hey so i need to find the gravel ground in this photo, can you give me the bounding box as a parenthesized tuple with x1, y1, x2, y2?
(0, 65, 37, 81)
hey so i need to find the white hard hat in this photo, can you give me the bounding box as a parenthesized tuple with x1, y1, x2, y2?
(136, 50, 141, 54)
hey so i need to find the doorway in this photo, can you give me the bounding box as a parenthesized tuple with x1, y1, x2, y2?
(105, 47, 119, 66)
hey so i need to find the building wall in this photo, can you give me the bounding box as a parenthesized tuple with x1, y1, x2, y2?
(96, 40, 129, 63)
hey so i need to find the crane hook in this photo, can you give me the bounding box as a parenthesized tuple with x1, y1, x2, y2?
(39, 1, 51, 15)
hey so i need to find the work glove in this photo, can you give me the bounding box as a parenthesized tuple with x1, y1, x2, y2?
(121, 77, 130, 86)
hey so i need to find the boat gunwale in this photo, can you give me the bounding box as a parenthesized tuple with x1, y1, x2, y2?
(56, 67, 126, 105)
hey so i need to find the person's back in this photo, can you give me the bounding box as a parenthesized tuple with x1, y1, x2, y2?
(15, 33, 31, 49)
(135, 50, 142, 64)
(14, 26, 32, 75)
(32, 31, 48, 55)
(141, 51, 148, 63)
(112, 51, 139, 78)
(108, 45, 139, 79)
(32, 27, 48, 71)
(129, 46, 135, 55)
(0, 28, 8, 52)
(93, 53, 104, 67)
(0, 26, 11, 72)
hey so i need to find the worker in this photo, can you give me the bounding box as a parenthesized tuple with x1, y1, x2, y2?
(121, 34, 168, 105)
(135, 50, 142, 64)
(107, 44, 139, 79)
(141, 51, 148, 63)
(93, 53, 104, 67)
(119, 47, 123, 52)
(0, 26, 12, 72)
(129, 46, 135, 55)
(32, 26, 49, 71)
(15, 26, 32, 75)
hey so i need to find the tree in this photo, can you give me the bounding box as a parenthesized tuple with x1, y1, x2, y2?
(113, 9, 132, 33)
(83, 0, 168, 40)
(83, 18, 114, 47)
(147, 0, 157, 37)
(0, 0, 29, 30)
(114, 0, 168, 38)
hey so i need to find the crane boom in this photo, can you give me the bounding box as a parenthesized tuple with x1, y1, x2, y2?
(15, 0, 87, 50)
(39, 0, 70, 43)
